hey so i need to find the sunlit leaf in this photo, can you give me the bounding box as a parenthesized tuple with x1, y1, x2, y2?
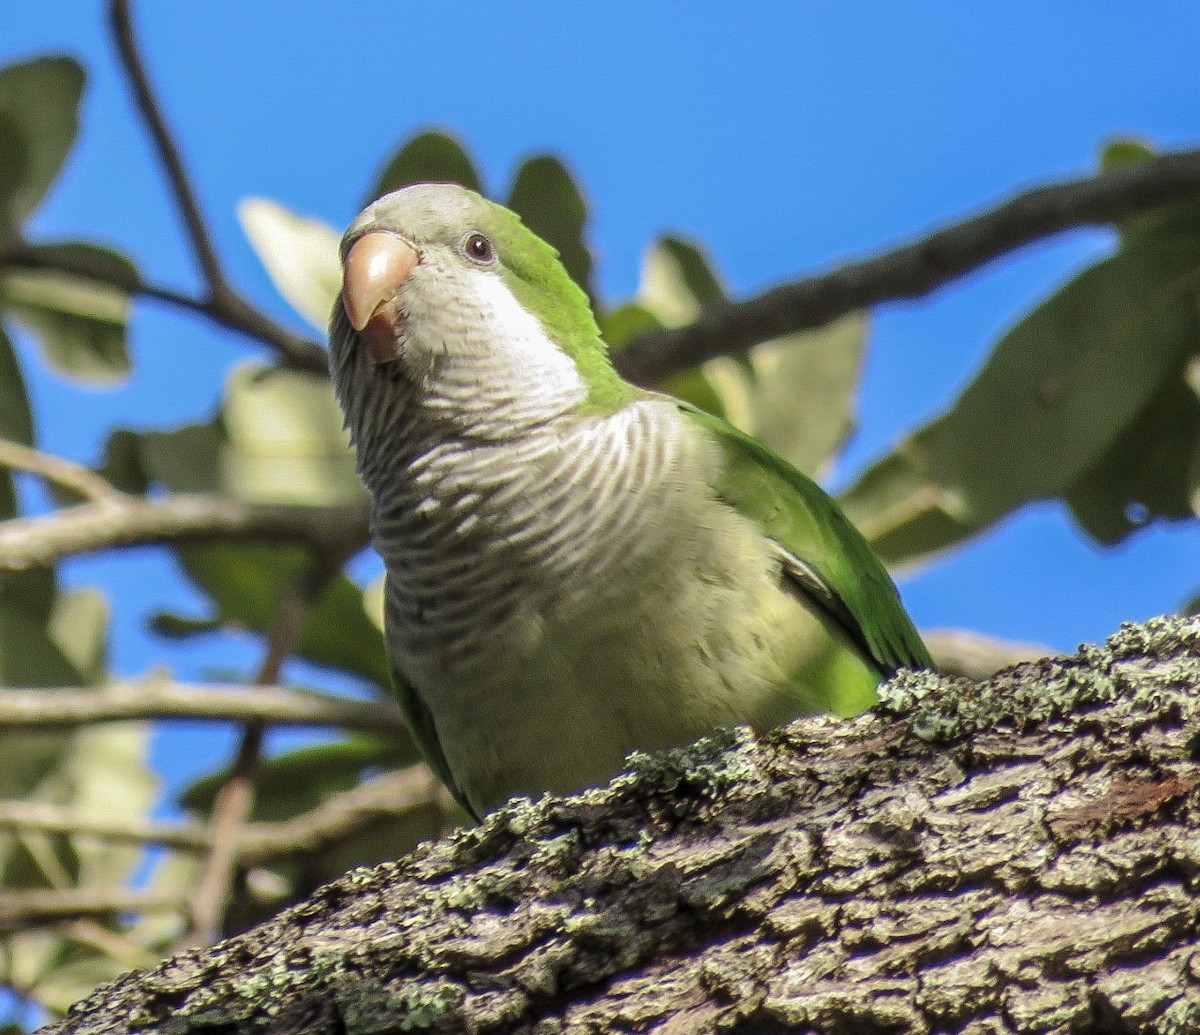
(219, 363, 365, 507)
(638, 235, 726, 328)
(0, 56, 83, 226)
(507, 155, 593, 296)
(367, 130, 482, 202)
(705, 312, 868, 478)
(239, 198, 341, 332)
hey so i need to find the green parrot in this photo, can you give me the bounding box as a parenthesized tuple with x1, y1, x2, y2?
(329, 183, 931, 819)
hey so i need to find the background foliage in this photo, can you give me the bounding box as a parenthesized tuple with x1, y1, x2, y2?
(1, 4, 1199, 1024)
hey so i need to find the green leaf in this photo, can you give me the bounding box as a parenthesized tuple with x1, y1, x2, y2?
(841, 232, 1200, 566)
(0, 56, 84, 227)
(1099, 137, 1155, 172)
(238, 198, 341, 332)
(174, 543, 391, 688)
(1, 242, 135, 382)
(0, 111, 29, 241)
(705, 312, 868, 478)
(0, 323, 33, 518)
(100, 364, 365, 508)
(367, 130, 482, 203)
(506, 155, 593, 296)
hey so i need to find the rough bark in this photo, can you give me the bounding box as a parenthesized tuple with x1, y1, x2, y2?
(45, 615, 1200, 1035)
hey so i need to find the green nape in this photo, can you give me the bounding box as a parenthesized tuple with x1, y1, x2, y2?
(487, 201, 639, 414)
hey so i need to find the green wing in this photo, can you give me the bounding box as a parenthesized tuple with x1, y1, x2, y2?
(680, 402, 932, 677)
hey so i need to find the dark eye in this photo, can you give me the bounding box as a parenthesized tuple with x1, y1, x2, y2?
(464, 232, 495, 263)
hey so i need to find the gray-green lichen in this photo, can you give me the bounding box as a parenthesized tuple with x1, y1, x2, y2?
(879, 613, 1200, 743)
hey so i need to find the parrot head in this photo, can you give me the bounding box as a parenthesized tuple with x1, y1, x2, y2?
(329, 183, 635, 466)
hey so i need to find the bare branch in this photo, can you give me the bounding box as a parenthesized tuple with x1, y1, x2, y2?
(615, 148, 1200, 385)
(0, 493, 370, 571)
(237, 765, 443, 864)
(109, 0, 223, 293)
(0, 765, 440, 864)
(0, 438, 122, 504)
(0, 680, 403, 735)
(0, 888, 183, 931)
(105, 0, 328, 372)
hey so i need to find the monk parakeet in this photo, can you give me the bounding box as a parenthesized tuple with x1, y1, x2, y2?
(330, 183, 931, 819)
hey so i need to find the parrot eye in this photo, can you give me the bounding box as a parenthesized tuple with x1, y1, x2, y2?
(463, 232, 496, 264)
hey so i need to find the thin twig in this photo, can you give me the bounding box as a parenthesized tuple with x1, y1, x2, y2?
(615, 148, 1200, 385)
(0, 438, 122, 504)
(0, 680, 404, 734)
(105, 0, 328, 372)
(0, 888, 184, 931)
(109, 0, 226, 296)
(0, 765, 439, 864)
(0, 493, 370, 571)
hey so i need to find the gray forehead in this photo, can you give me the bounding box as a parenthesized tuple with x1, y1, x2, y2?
(344, 183, 489, 249)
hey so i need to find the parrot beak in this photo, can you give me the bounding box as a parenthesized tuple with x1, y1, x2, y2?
(342, 232, 419, 364)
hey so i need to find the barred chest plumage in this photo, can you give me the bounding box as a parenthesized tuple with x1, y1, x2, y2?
(372, 391, 711, 674)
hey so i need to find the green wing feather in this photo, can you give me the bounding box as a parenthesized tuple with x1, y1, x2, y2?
(679, 402, 933, 677)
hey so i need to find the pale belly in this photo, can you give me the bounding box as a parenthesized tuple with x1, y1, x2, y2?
(391, 500, 875, 815)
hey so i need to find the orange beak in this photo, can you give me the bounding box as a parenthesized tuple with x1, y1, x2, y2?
(341, 232, 419, 363)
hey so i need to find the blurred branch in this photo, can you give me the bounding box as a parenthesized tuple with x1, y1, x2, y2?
(0, 493, 370, 570)
(0, 437, 121, 504)
(615, 148, 1200, 384)
(0, 680, 405, 735)
(0, 765, 441, 864)
(0, 888, 183, 931)
(104, 0, 327, 372)
(922, 627, 1050, 680)
(186, 549, 352, 945)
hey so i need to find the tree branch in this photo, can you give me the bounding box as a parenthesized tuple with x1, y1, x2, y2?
(0, 765, 438, 865)
(185, 548, 353, 946)
(104, 0, 328, 372)
(0, 888, 183, 931)
(615, 148, 1200, 385)
(0, 680, 404, 735)
(44, 614, 1200, 1034)
(0, 438, 122, 504)
(0, 494, 370, 571)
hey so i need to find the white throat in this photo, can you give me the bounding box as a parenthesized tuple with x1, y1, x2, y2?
(401, 268, 587, 438)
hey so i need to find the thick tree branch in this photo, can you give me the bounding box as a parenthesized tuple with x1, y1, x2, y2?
(615, 148, 1200, 384)
(0, 494, 369, 570)
(0, 680, 403, 735)
(44, 615, 1200, 1034)
(104, 0, 327, 372)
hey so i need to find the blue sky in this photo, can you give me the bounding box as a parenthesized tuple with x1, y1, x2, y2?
(3, 5, 1200, 787)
